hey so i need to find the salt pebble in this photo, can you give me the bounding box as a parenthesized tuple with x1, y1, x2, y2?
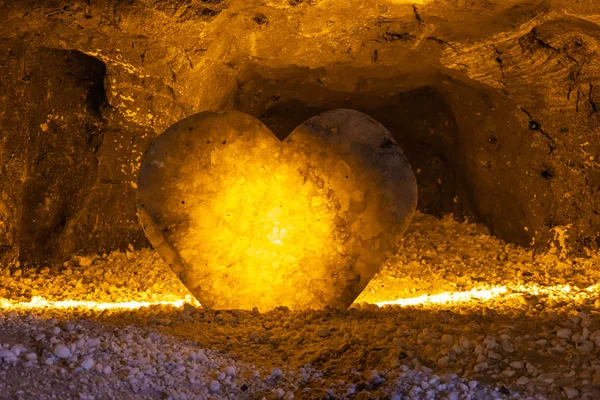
(509, 361, 523, 369)
(516, 376, 529, 385)
(368, 370, 383, 385)
(209, 380, 220, 392)
(448, 391, 459, 400)
(54, 345, 71, 359)
(271, 368, 283, 378)
(562, 387, 579, 399)
(81, 358, 94, 370)
(556, 328, 571, 338)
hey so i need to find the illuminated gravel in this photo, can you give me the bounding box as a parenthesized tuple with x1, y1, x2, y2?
(1, 212, 600, 399)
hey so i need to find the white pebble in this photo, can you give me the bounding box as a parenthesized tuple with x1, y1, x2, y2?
(509, 361, 523, 369)
(516, 376, 529, 385)
(54, 345, 71, 359)
(563, 387, 579, 399)
(448, 391, 459, 400)
(368, 370, 382, 385)
(209, 380, 220, 392)
(271, 368, 283, 378)
(556, 328, 571, 339)
(81, 358, 94, 370)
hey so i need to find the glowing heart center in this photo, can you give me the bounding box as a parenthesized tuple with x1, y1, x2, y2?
(179, 141, 343, 296)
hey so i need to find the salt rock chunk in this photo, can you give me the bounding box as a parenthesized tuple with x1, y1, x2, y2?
(137, 109, 417, 310)
(54, 345, 71, 359)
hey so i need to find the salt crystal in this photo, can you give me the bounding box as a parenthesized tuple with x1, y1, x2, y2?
(77, 257, 93, 267)
(291, 320, 304, 330)
(556, 328, 571, 339)
(562, 387, 579, 399)
(578, 341, 594, 353)
(271, 368, 283, 378)
(0, 350, 17, 363)
(368, 370, 382, 385)
(54, 345, 71, 359)
(11, 345, 26, 356)
(81, 358, 94, 370)
(209, 380, 220, 392)
(448, 391, 459, 400)
(316, 328, 329, 337)
(441, 334, 454, 346)
(516, 376, 529, 385)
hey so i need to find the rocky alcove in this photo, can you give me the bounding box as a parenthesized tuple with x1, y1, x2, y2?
(2, 1, 599, 267)
(1, 0, 600, 399)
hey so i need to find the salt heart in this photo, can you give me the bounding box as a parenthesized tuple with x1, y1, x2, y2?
(137, 109, 417, 310)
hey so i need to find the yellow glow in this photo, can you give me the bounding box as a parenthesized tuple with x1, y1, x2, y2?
(385, 0, 430, 4)
(138, 110, 417, 311)
(175, 133, 351, 310)
(0, 295, 198, 311)
(374, 286, 508, 307)
(2, 283, 597, 313)
(374, 283, 600, 308)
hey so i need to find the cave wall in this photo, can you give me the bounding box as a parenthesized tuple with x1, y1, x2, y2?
(0, 0, 599, 266)
(0, 40, 149, 266)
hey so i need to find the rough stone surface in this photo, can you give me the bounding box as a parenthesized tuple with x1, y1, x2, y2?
(0, 0, 599, 266)
(137, 109, 417, 310)
(0, 40, 150, 267)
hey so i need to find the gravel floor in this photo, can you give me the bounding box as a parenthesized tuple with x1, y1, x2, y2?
(1, 212, 600, 399)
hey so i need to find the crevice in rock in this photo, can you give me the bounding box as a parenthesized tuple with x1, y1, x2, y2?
(541, 167, 554, 180)
(412, 5, 423, 23)
(520, 107, 556, 154)
(426, 37, 456, 51)
(16, 48, 111, 266)
(589, 82, 598, 115)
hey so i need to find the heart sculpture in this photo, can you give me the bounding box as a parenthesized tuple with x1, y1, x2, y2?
(137, 109, 417, 311)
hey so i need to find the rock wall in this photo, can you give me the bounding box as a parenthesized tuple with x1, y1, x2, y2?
(0, 0, 598, 266)
(0, 41, 150, 266)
